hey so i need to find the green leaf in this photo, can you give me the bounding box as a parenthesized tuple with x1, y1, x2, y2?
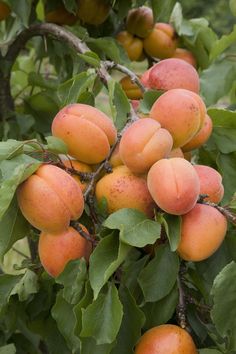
(151, 0, 176, 22)
(10, 269, 38, 301)
(210, 25, 236, 61)
(199, 349, 222, 354)
(89, 232, 131, 299)
(45, 136, 68, 155)
(230, 0, 236, 16)
(217, 153, 236, 204)
(81, 283, 123, 345)
(78, 51, 101, 68)
(0, 274, 21, 314)
(162, 214, 181, 252)
(111, 286, 145, 354)
(80, 338, 115, 354)
(28, 72, 58, 90)
(138, 244, 179, 302)
(139, 90, 163, 114)
(0, 140, 25, 161)
(121, 254, 149, 294)
(103, 209, 161, 247)
(108, 79, 130, 130)
(211, 261, 236, 350)
(0, 344, 16, 354)
(8, 0, 33, 27)
(88, 37, 123, 63)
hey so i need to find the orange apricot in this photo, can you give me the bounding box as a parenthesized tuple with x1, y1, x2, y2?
(17, 165, 84, 233)
(126, 6, 154, 39)
(135, 324, 197, 354)
(148, 58, 200, 93)
(119, 118, 173, 174)
(38, 225, 92, 277)
(147, 158, 200, 215)
(0, 1, 10, 21)
(143, 23, 178, 59)
(120, 76, 143, 100)
(62, 159, 92, 192)
(95, 165, 155, 217)
(194, 165, 224, 203)
(51, 103, 117, 164)
(150, 88, 206, 148)
(116, 31, 143, 61)
(182, 114, 213, 152)
(77, 0, 110, 25)
(45, 5, 77, 25)
(177, 204, 227, 261)
(172, 48, 197, 67)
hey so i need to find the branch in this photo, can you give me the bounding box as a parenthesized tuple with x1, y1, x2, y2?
(70, 220, 97, 245)
(198, 196, 236, 225)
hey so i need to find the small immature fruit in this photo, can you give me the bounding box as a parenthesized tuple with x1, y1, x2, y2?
(17, 165, 84, 233)
(51, 103, 117, 164)
(177, 204, 227, 261)
(0, 1, 10, 21)
(126, 6, 154, 39)
(172, 48, 197, 67)
(95, 165, 155, 217)
(116, 31, 143, 61)
(135, 324, 197, 354)
(77, 0, 110, 25)
(143, 23, 177, 59)
(45, 5, 77, 26)
(119, 118, 173, 174)
(120, 76, 143, 100)
(62, 159, 93, 192)
(147, 58, 200, 93)
(39, 225, 92, 277)
(150, 88, 206, 148)
(194, 165, 224, 203)
(147, 158, 200, 215)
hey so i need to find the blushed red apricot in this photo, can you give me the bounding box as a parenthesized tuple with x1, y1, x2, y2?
(150, 88, 206, 148)
(172, 48, 197, 67)
(116, 31, 143, 61)
(62, 159, 92, 192)
(51, 103, 117, 164)
(17, 165, 84, 233)
(119, 118, 173, 174)
(177, 204, 227, 261)
(182, 114, 213, 152)
(120, 76, 143, 100)
(148, 58, 200, 93)
(147, 158, 200, 215)
(135, 324, 197, 354)
(38, 225, 92, 277)
(95, 165, 155, 217)
(194, 165, 224, 203)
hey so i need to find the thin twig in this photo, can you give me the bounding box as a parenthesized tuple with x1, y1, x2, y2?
(70, 221, 97, 244)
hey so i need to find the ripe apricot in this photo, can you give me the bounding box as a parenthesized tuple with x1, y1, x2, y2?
(126, 6, 154, 39)
(147, 158, 200, 215)
(62, 159, 92, 192)
(194, 165, 224, 203)
(0, 1, 10, 21)
(45, 5, 77, 26)
(182, 114, 213, 152)
(143, 23, 177, 59)
(150, 89, 206, 148)
(120, 76, 143, 100)
(172, 48, 197, 67)
(17, 165, 84, 233)
(116, 31, 143, 61)
(51, 103, 117, 164)
(38, 225, 92, 277)
(119, 118, 173, 174)
(140, 68, 152, 88)
(148, 58, 200, 93)
(77, 0, 110, 25)
(135, 324, 197, 354)
(95, 165, 155, 217)
(177, 204, 227, 261)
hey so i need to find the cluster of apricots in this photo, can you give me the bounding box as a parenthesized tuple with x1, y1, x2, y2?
(116, 6, 196, 67)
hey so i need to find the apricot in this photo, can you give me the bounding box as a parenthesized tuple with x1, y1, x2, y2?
(177, 204, 227, 261)
(109, 144, 123, 168)
(182, 114, 213, 152)
(51, 103, 117, 164)
(168, 147, 184, 158)
(135, 324, 197, 354)
(150, 88, 206, 148)
(17, 165, 84, 233)
(77, 0, 110, 25)
(62, 159, 92, 192)
(120, 76, 143, 100)
(38, 225, 92, 277)
(95, 165, 155, 217)
(194, 165, 224, 203)
(148, 58, 200, 93)
(172, 48, 197, 67)
(126, 6, 154, 39)
(0, 1, 10, 21)
(116, 31, 143, 61)
(147, 158, 200, 215)
(140, 68, 152, 88)
(119, 118, 173, 174)
(143, 23, 177, 59)
(45, 5, 77, 26)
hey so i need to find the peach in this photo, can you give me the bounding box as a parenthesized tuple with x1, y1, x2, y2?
(148, 58, 200, 93)
(17, 164, 84, 233)
(150, 88, 206, 148)
(143, 23, 177, 59)
(51, 103, 117, 164)
(119, 118, 173, 174)
(177, 204, 227, 261)
(38, 225, 92, 277)
(120, 76, 143, 100)
(182, 114, 213, 152)
(172, 48, 197, 67)
(194, 165, 224, 203)
(116, 31, 143, 61)
(62, 159, 92, 192)
(147, 158, 200, 215)
(95, 165, 155, 217)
